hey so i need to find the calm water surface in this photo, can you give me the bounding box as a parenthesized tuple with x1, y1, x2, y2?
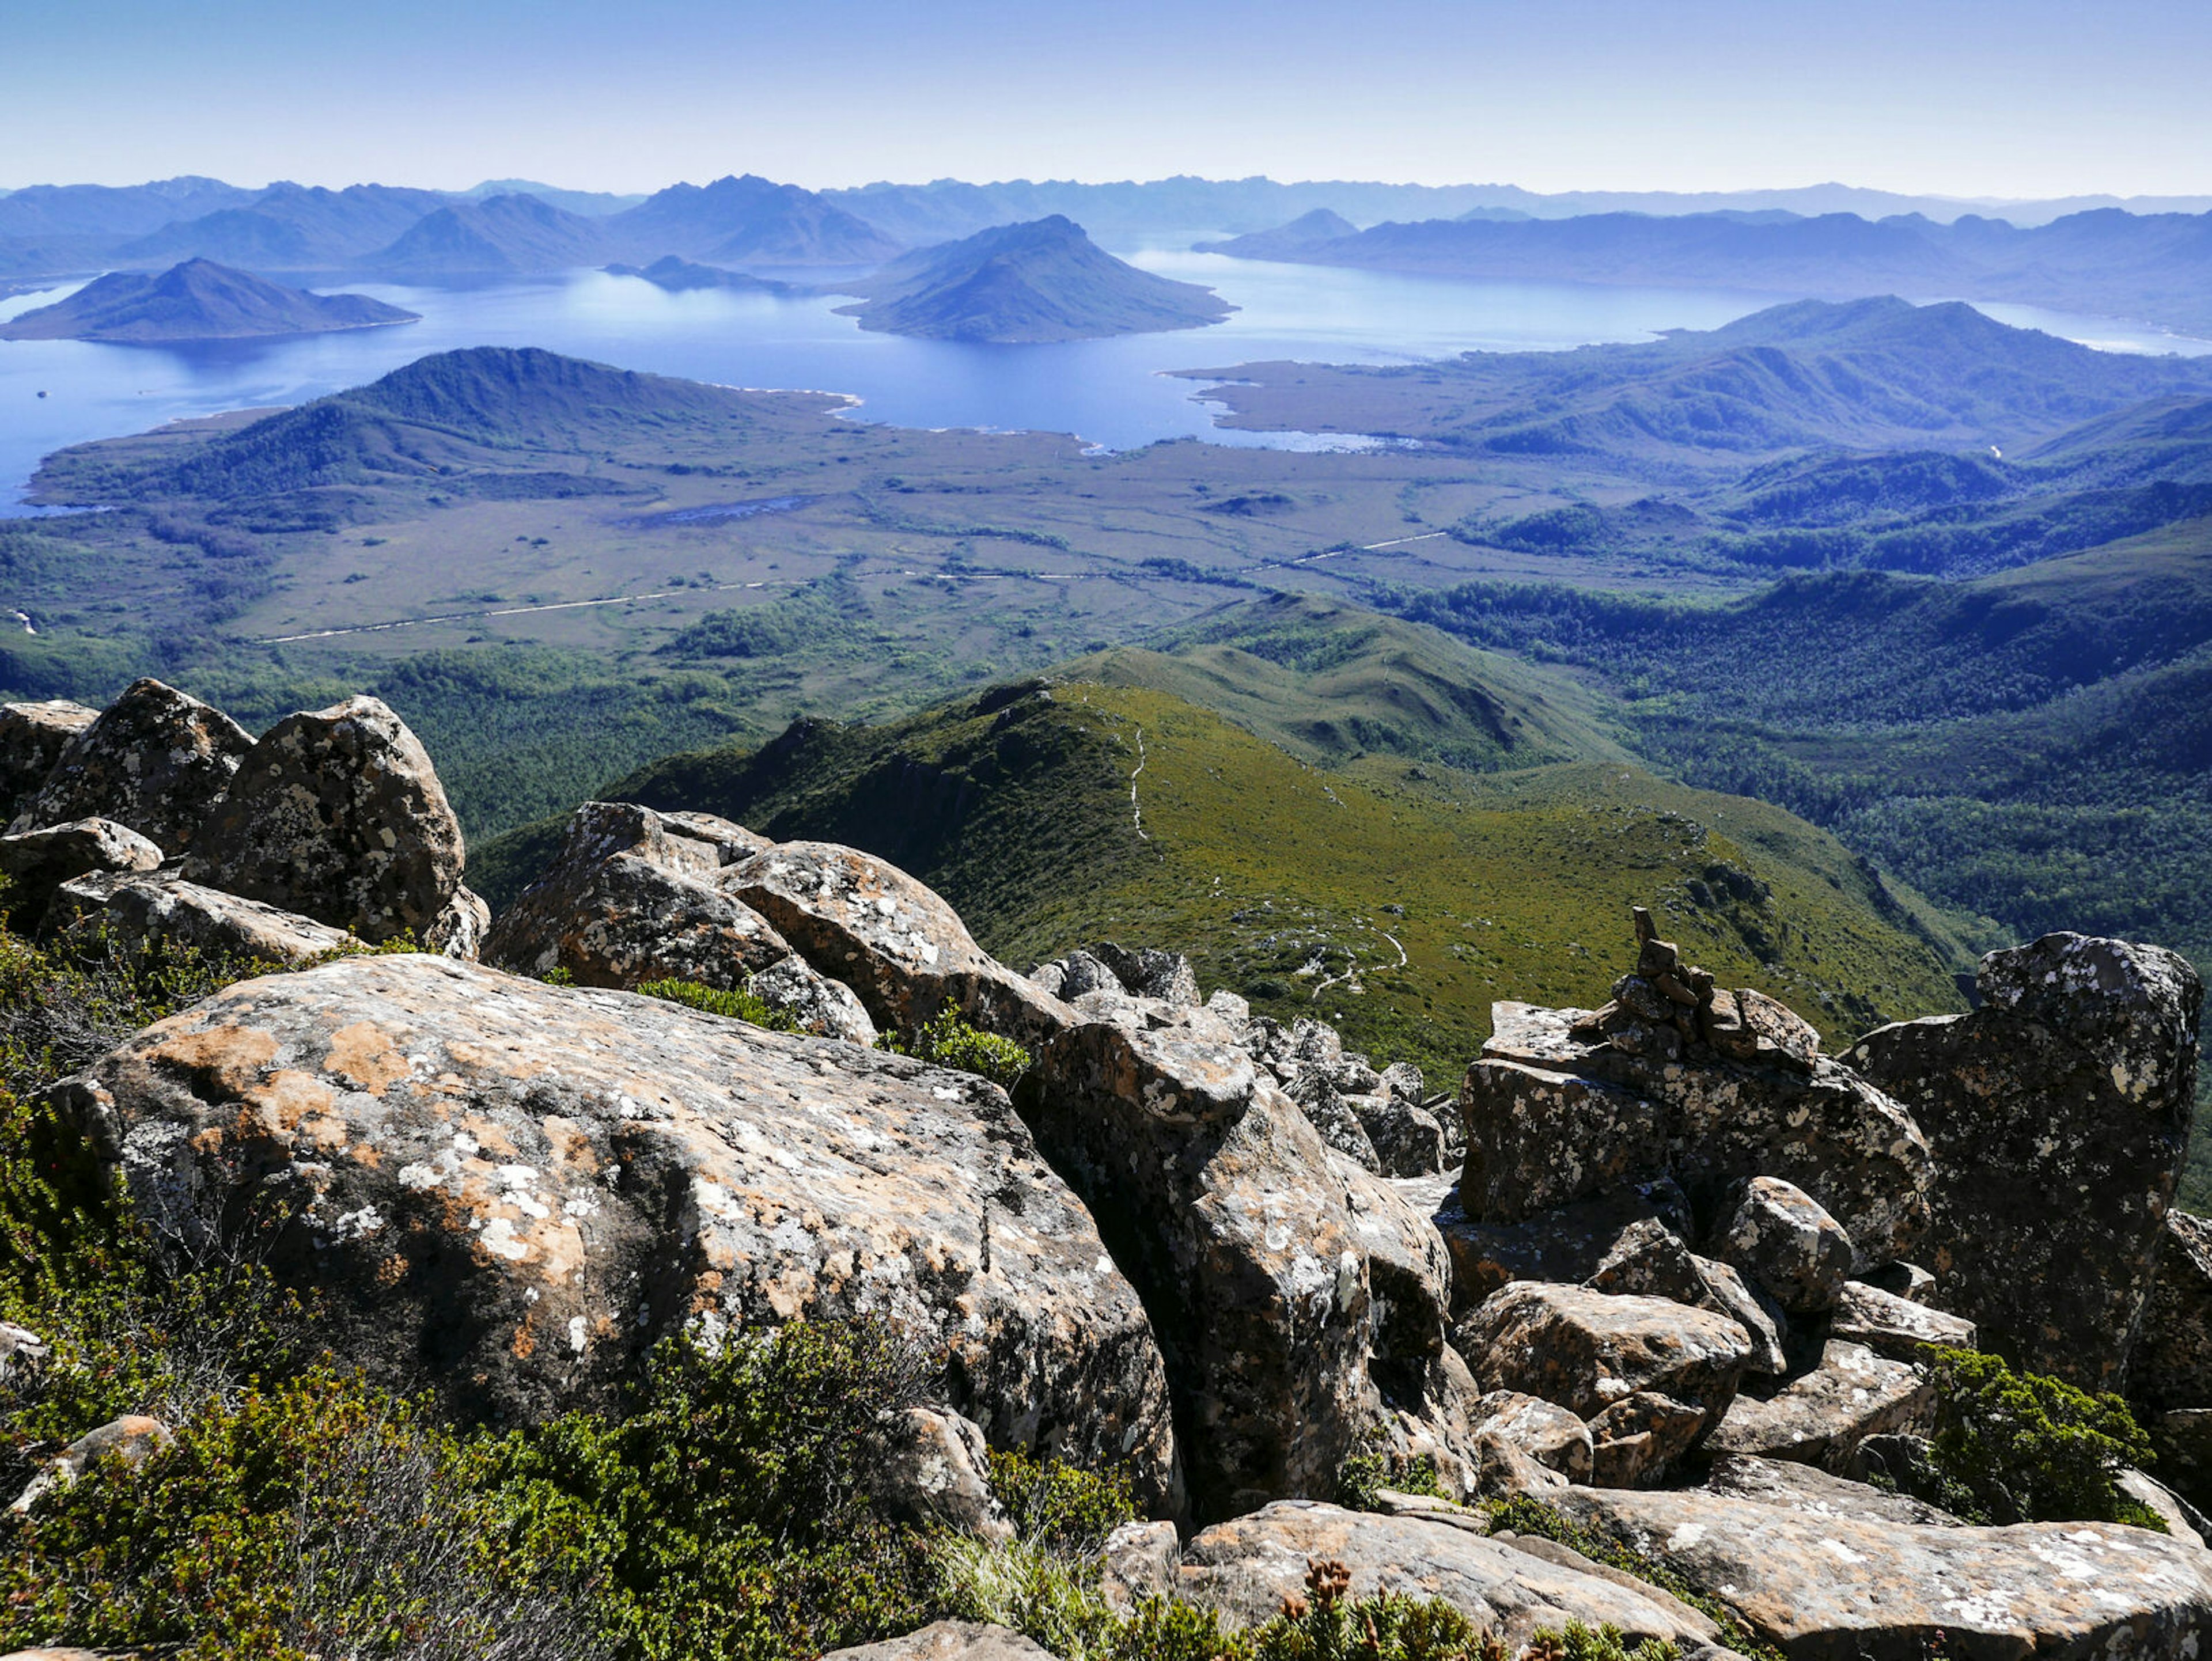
(2, 248, 2206, 506)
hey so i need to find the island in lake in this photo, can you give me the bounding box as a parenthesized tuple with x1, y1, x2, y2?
(603, 255, 794, 295)
(833, 215, 1233, 343)
(0, 257, 419, 343)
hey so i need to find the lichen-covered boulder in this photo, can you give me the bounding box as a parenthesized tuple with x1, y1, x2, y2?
(1017, 1021, 1427, 1523)
(1452, 1282, 1755, 1429)
(1548, 1485, 2212, 1660)
(0, 697, 96, 819)
(820, 1624, 1054, 1661)
(733, 842, 1074, 1049)
(1435, 1179, 1695, 1313)
(1711, 1176, 1855, 1315)
(1172, 1500, 1723, 1647)
(1465, 1002, 1931, 1268)
(0, 817, 161, 932)
(54, 871, 353, 965)
(1468, 1390, 1594, 1484)
(1707, 1340, 1933, 1470)
(180, 696, 462, 945)
(1828, 1280, 1977, 1362)
(9, 678, 251, 854)
(1847, 932, 2203, 1389)
(1703, 1451, 1965, 1528)
(870, 1406, 1010, 1541)
(48, 955, 1177, 1510)
(423, 885, 491, 962)
(1588, 1391, 1707, 1489)
(11, 1414, 173, 1514)
(2132, 1211, 2212, 1413)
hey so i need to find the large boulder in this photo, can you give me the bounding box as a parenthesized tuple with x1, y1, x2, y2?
(1710, 1176, 1855, 1316)
(1452, 1281, 1755, 1431)
(54, 870, 353, 965)
(47, 955, 1178, 1511)
(1706, 1340, 1934, 1470)
(1827, 1280, 1977, 1363)
(821, 1624, 1052, 1661)
(1171, 1500, 1722, 1648)
(0, 698, 96, 819)
(181, 696, 463, 945)
(1703, 1451, 1965, 1529)
(480, 803, 874, 1043)
(732, 842, 1074, 1050)
(1016, 1020, 1447, 1523)
(2132, 1210, 2212, 1412)
(1549, 1485, 2212, 1660)
(1435, 1178, 1695, 1312)
(1465, 1000, 1931, 1269)
(0, 817, 161, 932)
(1846, 932, 2203, 1389)
(8, 678, 251, 854)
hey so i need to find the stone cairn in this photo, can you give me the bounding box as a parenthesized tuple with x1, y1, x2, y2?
(1570, 906, 1812, 1071)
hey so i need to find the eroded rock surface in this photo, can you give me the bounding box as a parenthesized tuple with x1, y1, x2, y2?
(1703, 1451, 1964, 1528)
(181, 696, 463, 945)
(1707, 1340, 1934, 1470)
(9, 678, 251, 854)
(55, 870, 354, 965)
(1847, 932, 2203, 1388)
(1549, 1485, 2212, 1660)
(48, 955, 1176, 1508)
(0, 698, 96, 819)
(1711, 1176, 1855, 1316)
(1173, 1499, 1722, 1647)
(1466, 999, 1930, 1269)
(1454, 1282, 1753, 1429)
(735, 841, 1073, 1049)
(1828, 1280, 1977, 1363)
(2133, 1211, 2212, 1413)
(0, 817, 161, 932)
(820, 1624, 1053, 1661)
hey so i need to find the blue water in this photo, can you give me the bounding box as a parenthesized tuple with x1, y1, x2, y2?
(2, 248, 2207, 507)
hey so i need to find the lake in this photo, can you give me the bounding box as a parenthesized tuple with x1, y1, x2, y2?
(3, 248, 2209, 507)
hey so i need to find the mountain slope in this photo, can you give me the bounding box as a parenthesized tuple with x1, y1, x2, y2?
(362, 194, 610, 276)
(607, 174, 901, 267)
(0, 259, 418, 342)
(1190, 297, 2212, 464)
(594, 675, 1967, 1079)
(1194, 208, 1359, 258)
(834, 216, 1231, 342)
(1059, 593, 1629, 771)
(603, 255, 793, 295)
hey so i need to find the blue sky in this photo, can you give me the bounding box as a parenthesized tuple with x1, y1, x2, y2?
(6, 0, 2206, 198)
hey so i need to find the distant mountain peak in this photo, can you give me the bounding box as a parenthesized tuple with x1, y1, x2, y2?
(835, 216, 1232, 343)
(0, 258, 416, 343)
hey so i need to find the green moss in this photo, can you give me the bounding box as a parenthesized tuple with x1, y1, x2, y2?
(636, 975, 800, 1033)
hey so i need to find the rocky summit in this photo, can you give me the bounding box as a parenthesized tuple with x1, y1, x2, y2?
(8, 678, 2212, 1660)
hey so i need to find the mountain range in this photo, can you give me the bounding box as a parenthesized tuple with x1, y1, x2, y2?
(831, 216, 1232, 342)
(0, 258, 418, 343)
(1199, 207, 2212, 336)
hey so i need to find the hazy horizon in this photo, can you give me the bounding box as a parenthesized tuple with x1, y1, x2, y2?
(7, 0, 2209, 201)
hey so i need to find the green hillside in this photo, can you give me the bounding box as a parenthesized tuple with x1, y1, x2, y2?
(590, 673, 1968, 1084)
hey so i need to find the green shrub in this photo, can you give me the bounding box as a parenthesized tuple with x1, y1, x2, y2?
(1522, 1621, 1677, 1661)
(986, 1447, 1138, 1555)
(878, 1008, 1033, 1091)
(1335, 1445, 1449, 1512)
(486, 1321, 931, 1660)
(1926, 1347, 2160, 1527)
(636, 975, 800, 1033)
(0, 1368, 586, 1661)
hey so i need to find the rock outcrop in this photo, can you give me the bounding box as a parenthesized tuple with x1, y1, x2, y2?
(1550, 1485, 2212, 1659)
(0, 817, 162, 932)
(735, 841, 1074, 1049)
(1460, 916, 1932, 1269)
(181, 696, 465, 945)
(48, 953, 1179, 1510)
(1847, 932, 2203, 1387)
(1016, 1021, 1417, 1522)
(822, 1625, 1053, 1661)
(55, 870, 355, 964)
(1172, 1500, 1722, 1647)
(9, 678, 252, 854)
(1706, 1339, 1934, 1469)
(0, 699, 96, 818)
(483, 802, 874, 1042)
